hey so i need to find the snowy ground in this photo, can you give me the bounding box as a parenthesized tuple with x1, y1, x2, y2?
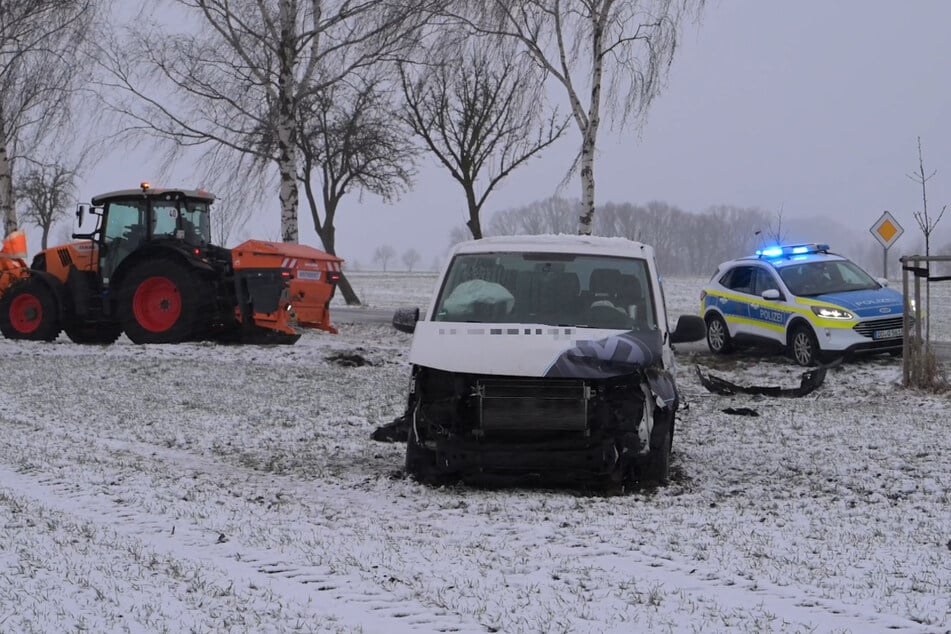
(1, 274, 949, 633)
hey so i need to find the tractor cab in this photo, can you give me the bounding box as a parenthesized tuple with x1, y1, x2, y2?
(76, 182, 214, 282)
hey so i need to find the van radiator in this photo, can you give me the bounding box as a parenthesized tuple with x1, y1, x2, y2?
(476, 378, 588, 432)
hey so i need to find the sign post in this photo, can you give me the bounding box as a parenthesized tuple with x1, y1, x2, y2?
(870, 211, 904, 279)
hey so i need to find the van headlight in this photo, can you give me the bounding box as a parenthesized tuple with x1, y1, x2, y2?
(810, 305, 854, 320)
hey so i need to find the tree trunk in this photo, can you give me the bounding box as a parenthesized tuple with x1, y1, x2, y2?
(276, 125, 299, 244)
(311, 195, 362, 306)
(334, 272, 361, 306)
(577, 8, 605, 236)
(276, 3, 299, 245)
(577, 132, 596, 235)
(465, 185, 482, 239)
(0, 144, 16, 237)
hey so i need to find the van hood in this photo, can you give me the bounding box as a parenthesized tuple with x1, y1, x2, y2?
(408, 321, 676, 405)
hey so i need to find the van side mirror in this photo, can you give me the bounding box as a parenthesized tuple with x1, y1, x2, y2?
(669, 314, 706, 344)
(392, 307, 420, 334)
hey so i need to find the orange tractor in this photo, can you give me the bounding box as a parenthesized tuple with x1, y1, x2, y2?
(0, 183, 342, 344)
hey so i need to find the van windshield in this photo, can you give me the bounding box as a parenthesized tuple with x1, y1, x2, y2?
(433, 252, 657, 330)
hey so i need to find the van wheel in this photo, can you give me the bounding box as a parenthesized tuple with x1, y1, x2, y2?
(789, 324, 821, 366)
(705, 314, 733, 354)
(641, 415, 673, 487)
(405, 425, 443, 484)
(0, 279, 61, 341)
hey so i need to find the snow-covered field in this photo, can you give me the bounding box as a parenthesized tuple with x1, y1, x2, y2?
(1, 274, 949, 633)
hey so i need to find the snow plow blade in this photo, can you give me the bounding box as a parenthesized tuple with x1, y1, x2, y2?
(230, 240, 343, 338)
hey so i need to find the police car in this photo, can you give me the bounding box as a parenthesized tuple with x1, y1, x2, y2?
(700, 243, 905, 365)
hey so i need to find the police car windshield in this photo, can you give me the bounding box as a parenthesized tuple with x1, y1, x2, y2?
(433, 252, 656, 330)
(779, 260, 879, 297)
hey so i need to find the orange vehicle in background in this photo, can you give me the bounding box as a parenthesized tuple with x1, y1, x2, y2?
(0, 183, 342, 344)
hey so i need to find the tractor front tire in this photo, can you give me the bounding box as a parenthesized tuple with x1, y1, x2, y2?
(0, 278, 62, 341)
(118, 259, 204, 344)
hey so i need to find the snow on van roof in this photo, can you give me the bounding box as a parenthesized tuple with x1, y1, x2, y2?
(450, 234, 653, 258)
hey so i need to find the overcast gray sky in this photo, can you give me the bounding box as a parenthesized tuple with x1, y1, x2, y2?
(82, 0, 951, 268)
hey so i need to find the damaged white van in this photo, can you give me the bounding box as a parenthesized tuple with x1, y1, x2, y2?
(392, 235, 706, 488)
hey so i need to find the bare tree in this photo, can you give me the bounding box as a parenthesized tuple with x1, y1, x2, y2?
(399, 45, 567, 239)
(0, 0, 100, 236)
(908, 136, 947, 260)
(487, 196, 578, 235)
(16, 163, 77, 250)
(373, 244, 396, 271)
(100, 0, 433, 243)
(402, 247, 422, 271)
(757, 204, 789, 246)
(906, 136, 947, 367)
(453, 0, 703, 235)
(205, 188, 252, 247)
(298, 77, 417, 305)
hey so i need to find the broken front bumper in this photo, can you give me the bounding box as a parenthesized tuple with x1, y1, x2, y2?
(426, 433, 633, 482)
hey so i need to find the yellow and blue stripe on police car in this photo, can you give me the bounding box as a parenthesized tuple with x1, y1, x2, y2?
(702, 291, 865, 334)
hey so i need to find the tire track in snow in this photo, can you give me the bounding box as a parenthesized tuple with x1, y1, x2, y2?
(0, 465, 483, 633)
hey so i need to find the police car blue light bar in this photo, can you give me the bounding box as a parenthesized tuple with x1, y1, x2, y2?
(755, 243, 830, 259)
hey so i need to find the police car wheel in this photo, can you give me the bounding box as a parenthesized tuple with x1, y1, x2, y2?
(705, 314, 733, 354)
(790, 325, 820, 366)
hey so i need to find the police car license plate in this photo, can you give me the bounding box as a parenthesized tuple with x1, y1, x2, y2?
(873, 328, 902, 340)
(296, 270, 322, 280)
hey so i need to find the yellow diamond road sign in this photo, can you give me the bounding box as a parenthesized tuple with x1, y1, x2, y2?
(870, 211, 904, 248)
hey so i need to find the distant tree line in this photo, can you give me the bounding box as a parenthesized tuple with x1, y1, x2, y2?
(483, 197, 769, 275)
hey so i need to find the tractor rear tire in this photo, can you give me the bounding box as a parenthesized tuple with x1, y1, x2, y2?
(118, 259, 205, 344)
(0, 278, 62, 341)
(64, 322, 122, 345)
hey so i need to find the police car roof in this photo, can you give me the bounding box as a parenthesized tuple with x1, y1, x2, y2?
(733, 251, 847, 268)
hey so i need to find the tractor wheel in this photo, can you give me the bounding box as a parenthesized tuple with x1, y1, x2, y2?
(0, 278, 61, 341)
(64, 322, 122, 345)
(118, 259, 204, 344)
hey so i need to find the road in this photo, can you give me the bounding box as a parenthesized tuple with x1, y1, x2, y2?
(332, 306, 394, 325)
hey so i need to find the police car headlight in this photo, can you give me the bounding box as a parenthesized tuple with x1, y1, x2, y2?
(810, 305, 854, 320)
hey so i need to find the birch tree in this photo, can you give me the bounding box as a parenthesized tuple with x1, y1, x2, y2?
(399, 44, 567, 239)
(455, 0, 703, 234)
(102, 0, 432, 243)
(0, 0, 99, 236)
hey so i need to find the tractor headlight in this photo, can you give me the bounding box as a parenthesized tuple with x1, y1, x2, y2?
(810, 305, 854, 320)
